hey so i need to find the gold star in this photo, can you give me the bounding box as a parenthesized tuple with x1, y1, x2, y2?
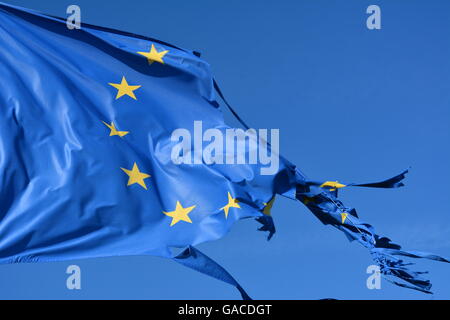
(263, 197, 275, 216)
(121, 162, 150, 190)
(108, 76, 141, 100)
(102, 121, 129, 137)
(137, 44, 169, 64)
(163, 201, 195, 226)
(220, 192, 240, 218)
(320, 181, 346, 191)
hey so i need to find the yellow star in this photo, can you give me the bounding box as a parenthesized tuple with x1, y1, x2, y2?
(263, 197, 275, 216)
(163, 201, 195, 226)
(220, 192, 240, 218)
(102, 121, 129, 137)
(320, 181, 346, 191)
(137, 44, 169, 64)
(121, 162, 150, 190)
(108, 76, 141, 100)
(341, 212, 348, 224)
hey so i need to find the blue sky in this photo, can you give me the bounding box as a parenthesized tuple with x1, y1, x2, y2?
(0, 0, 449, 299)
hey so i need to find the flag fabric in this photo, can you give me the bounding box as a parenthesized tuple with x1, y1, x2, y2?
(296, 171, 450, 293)
(0, 2, 447, 298)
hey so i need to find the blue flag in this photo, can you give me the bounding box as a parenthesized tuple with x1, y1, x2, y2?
(0, 2, 447, 298)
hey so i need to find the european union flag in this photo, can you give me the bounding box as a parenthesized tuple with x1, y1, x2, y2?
(0, 3, 289, 298)
(0, 2, 447, 298)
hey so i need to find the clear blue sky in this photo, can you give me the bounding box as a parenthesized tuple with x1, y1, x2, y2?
(0, 0, 449, 299)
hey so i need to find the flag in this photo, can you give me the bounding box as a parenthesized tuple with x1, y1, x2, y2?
(0, 2, 447, 298)
(296, 169, 450, 293)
